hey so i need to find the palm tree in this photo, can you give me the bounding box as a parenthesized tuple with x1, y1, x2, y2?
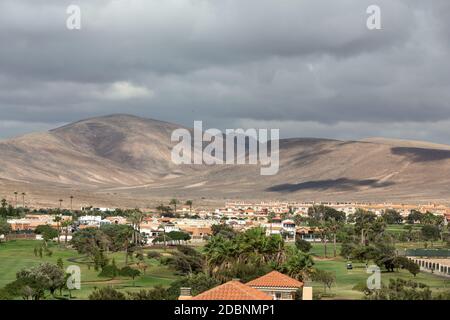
(69, 195, 74, 211)
(14, 192, 18, 208)
(158, 223, 168, 248)
(58, 199, 63, 209)
(203, 235, 235, 277)
(21, 192, 26, 208)
(353, 208, 377, 245)
(169, 198, 179, 213)
(203, 227, 285, 279)
(121, 226, 134, 265)
(156, 203, 165, 215)
(54, 216, 62, 244)
(61, 220, 71, 245)
(239, 227, 284, 265)
(185, 200, 193, 215)
(326, 214, 345, 257)
(130, 210, 144, 246)
(282, 247, 314, 281)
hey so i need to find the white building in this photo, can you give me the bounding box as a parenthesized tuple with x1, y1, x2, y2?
(265, 218, 296, 241)
(78, 215, 111, 227)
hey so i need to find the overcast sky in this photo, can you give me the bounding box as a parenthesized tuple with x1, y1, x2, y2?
(1, 0, 450, 143)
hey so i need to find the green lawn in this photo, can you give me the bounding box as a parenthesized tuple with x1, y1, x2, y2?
(310, 257, 450, 299)
(308, 242, 450, 299)
(2, 240, 449, 300)
(0, 240, 180, 299)
(386, 224, 421, 234)
(309, 242, 341, 257)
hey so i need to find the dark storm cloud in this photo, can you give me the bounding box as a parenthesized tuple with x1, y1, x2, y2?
(0, 0, 450, 143)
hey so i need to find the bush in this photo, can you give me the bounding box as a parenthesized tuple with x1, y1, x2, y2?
(442, 232, 450, 247)
(147, 251, 162, 259)
(3, 279, 25, 298)
(352, 281, 370, 294)
(310, 269, 335, 292)
(89, 287, 126, 300)
(434, 290, 450, 300)
(119, 266, 140, 279)
(294, 288, 302, 300)
(176, 245, 200, 256)
(98, 263, 120, 278)
(0, 288, 14, 300)
(127, 286, 172, 300)
(34, 225, 58, 242)
(340, 241, 355, 258)
(6, 263, 66, 300)
(93, 251, 109, 270)
(365, 278, 432, 300)
(0, 218, 12, 237)
(161, 247, 204, 275)
(393, 257, 420, 276)
(295, 238, 312, 253)
(421, 225, 440, 243)
(313, 292, 322, 300)
(167, 273, 220, 299)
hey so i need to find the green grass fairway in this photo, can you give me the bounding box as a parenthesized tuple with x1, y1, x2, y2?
(0, 240, 180, 299)
(309, 243, 450, 299)
(311, 258, 450, 299)
(1, 240, 449, 300)
(309, 242, 342, 257)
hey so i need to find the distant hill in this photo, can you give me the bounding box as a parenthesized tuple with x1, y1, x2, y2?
(1, 114, 450, 207)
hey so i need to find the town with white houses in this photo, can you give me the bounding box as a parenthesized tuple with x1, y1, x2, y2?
(2, 197, 450, 301)
(5, 200, 450, 245)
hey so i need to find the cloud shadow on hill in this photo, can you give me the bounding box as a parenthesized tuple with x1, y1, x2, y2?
(391, 147, 450, 162)
(266, 178, 394, 193)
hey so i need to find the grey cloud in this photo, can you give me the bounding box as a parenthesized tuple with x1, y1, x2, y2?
(0, 0, 450, 143)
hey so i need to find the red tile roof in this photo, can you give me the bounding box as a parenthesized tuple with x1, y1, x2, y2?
(190, 280, 273, 300)
(246, 271, 303, 288)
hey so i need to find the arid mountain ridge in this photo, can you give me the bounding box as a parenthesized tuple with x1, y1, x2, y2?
(1, 114, 450, 208)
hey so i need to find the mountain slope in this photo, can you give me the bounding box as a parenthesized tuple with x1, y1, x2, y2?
(0, 114, 198, 187)
(1, 114, 450, 206)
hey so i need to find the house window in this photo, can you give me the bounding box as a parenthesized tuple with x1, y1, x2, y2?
(275, 292, 282, 300)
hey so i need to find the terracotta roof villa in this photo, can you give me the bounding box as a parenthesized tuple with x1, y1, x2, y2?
(246, 270, 304, 300)
(246, 270, 303, 288)
(181, 271, 305, 300)
(189, 280, 272, 300)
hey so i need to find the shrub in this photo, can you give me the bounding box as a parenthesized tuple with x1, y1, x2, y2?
(89, 287, 126, 300)
(127, 286, 172, 300)
(295, 238, 312, 253)
(434, 290, 450, 300)
(167, 273, 220, 299)
(365, 278, 432, 300)
(310, 269, 336, 292)
(34, 225, 58, 242)
(147, 251, 162, 259)
(352, 281, 370, 294)
(0, 288, 14, 300)
(119, 266, 141, 279)
(98, 264, 120, 278)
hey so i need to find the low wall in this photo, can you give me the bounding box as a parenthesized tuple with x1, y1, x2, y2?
(408, 257, 450, 278)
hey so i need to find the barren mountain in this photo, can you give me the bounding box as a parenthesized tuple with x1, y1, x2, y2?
(1, 114, 450, 208)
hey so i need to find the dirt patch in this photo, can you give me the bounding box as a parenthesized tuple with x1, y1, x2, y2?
(313, 256, 338, 261)
(82, 279, 124, 285)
